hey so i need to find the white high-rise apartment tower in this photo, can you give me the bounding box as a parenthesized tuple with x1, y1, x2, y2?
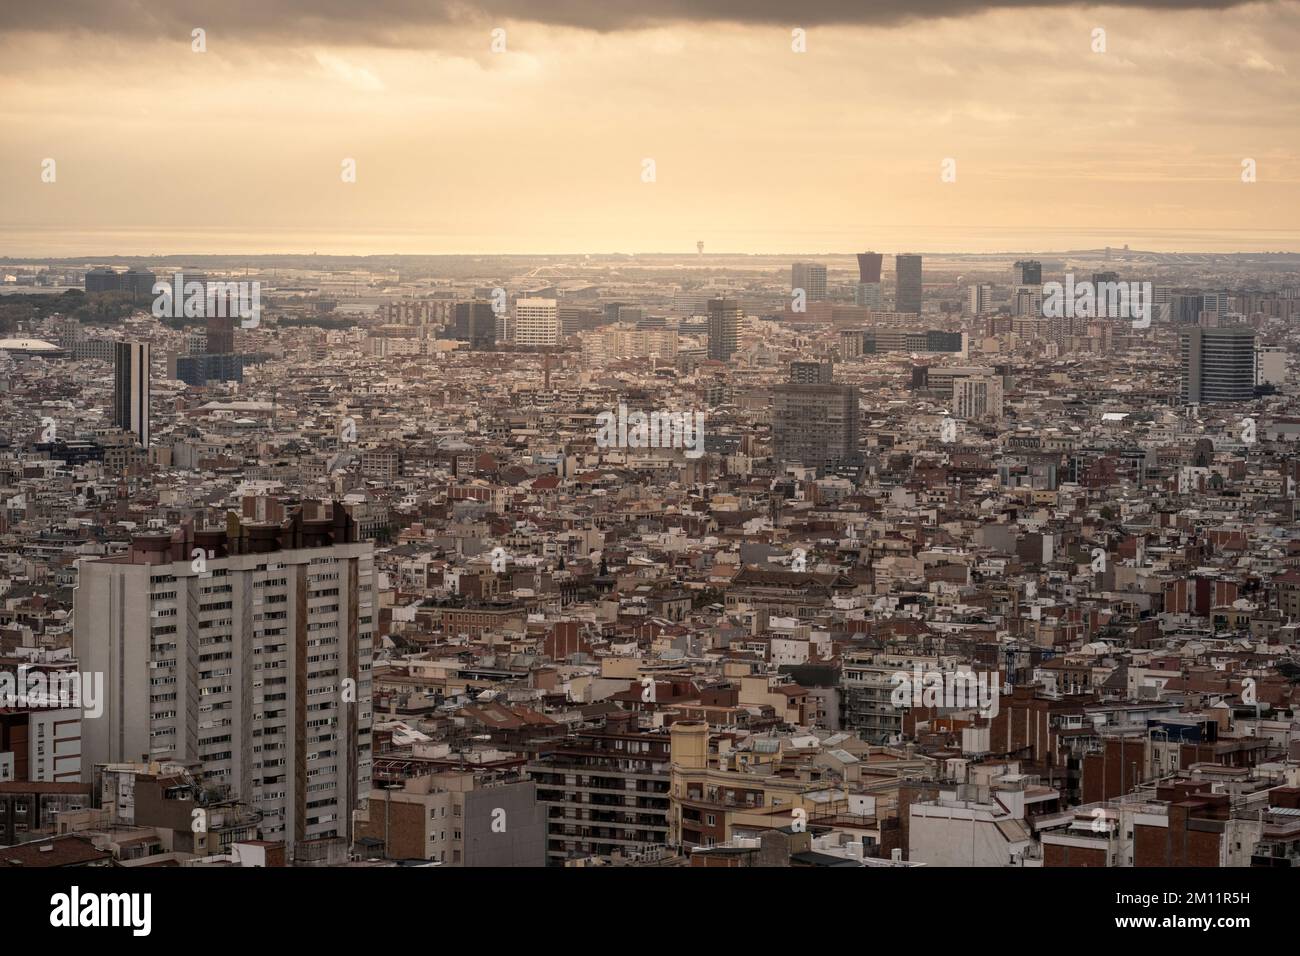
(74, 506, 374, 848)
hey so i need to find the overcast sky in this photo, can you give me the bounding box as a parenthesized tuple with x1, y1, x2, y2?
(3, 0, 1298, 256)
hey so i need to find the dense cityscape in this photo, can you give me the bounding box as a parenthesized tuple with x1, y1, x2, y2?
(0, 249, 1298, 875)
(4, 0, 1298, 938)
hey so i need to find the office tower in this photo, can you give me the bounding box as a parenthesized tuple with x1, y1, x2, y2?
(855, 252, 883, 309)
(1180, 326, 1256, 403)
(73, 507, 375, 847)
(1013, 286, 1043, 317)
(952, 373, 1004, 420)
(926, 330, 965, 353)
(895, 254, 923, 314)
(83, 267, 156, 300)
(1092, 271, 1120, 287)
(453, 301, 497, 349)
(857, 252, 883, 284)
(789, 360, 833, 384)
(968, 283, 994, 315)
(84, 267, 120, 293)
(558, 304, 603, 337)
(122, 267, 157, 298)
(1012, 260, 1042, 287)
(113, 341, 150, 447)
(1012, 260, 1042, 317)
(1202, 291, 1230, 318)
(791, 263, 828, 302)
(771, 382, 860, 474)
(707, 298, 739, 361)
(513, 298, 559, 347)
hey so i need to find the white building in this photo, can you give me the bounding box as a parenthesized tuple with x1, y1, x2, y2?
(952, 373, 1003, 421)
(74, 514, 375, 848)
(1257, 345, 1286, 386)
(581, 325, 679, 362)
(514, 298, 559, 347)
(968, 283, 994, 316)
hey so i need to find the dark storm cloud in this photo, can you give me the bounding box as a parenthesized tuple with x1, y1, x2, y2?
(5, 0, 1274, 44)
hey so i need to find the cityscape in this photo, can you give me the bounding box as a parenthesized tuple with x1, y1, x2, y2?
(1, 0, 1298, 935)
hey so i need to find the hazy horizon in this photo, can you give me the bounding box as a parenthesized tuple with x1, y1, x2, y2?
(4, 226, 1300, 261)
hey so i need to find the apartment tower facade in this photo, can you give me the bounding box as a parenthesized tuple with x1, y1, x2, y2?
(74, 505, 375, 849)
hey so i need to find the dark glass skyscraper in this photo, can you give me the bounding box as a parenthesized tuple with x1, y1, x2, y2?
(895, 254, 923, 314)
(453, 301, 498, 349)
(856, 253, 883, 284)
(1013, 260, 1042, 286)
(113, 341, 150, 447)
(84, 266, 156, 299)
(1180, 326, 1256, 404)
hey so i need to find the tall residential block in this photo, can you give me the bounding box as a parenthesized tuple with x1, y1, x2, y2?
(952, 373, 1004, 421)
(707, 298, 740, 362)
(791, 263, 828, 302)
(73, 505, 375, 849)
(771, 382, 860, 475)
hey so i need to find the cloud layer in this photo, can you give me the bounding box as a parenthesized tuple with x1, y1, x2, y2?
(1, 2, 1297, 254)
(7, 0, 1277, 44)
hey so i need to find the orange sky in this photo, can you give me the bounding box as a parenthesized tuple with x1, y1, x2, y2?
(3, 1, 1298, 255)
